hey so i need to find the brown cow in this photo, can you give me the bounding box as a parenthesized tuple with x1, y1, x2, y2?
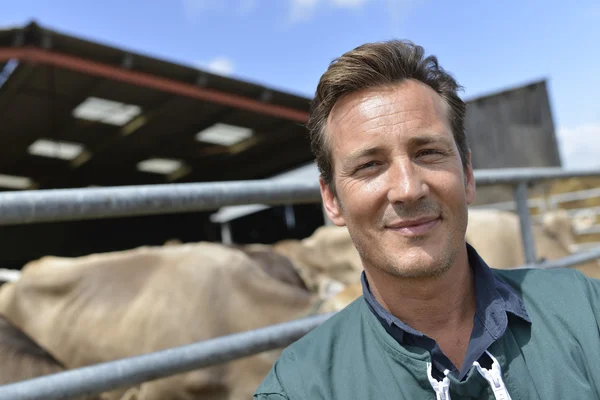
(258, 225, 363, 299)
(0, 314, 100, 399)
(0, 242, 319, 400)
(0, 314, 65, 384)
(464, 208, 600, 277)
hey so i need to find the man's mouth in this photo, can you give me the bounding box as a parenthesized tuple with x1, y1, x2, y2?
(385, 217, 441, 236)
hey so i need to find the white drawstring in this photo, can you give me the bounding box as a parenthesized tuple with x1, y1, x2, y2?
(427, 362, 452, 400)
(427, 351, 512, 400)
(473, 351, 512, 400)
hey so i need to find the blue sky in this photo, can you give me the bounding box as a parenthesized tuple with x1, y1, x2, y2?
(2, 0, 599, 169)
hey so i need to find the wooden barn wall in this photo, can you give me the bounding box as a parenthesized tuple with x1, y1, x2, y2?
(464, 80, 562, 169)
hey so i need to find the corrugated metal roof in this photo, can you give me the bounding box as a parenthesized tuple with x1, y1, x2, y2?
(0, 20, 315, 191)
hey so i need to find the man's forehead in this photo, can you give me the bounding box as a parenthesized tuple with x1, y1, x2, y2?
(327, 80, 447, 130)
(328, 86, 395, 127)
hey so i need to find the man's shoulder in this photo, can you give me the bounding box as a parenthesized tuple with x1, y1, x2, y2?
(491, 266, 597, 301)
(491, 265, 587, 284)
(254, 297, 368, 399)
(285, 296, 367, 357)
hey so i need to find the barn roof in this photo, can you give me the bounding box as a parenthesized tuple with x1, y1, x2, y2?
(0, 20, 315, 191)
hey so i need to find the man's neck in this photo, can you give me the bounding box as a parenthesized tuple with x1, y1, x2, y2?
(364, 247, 476, 338)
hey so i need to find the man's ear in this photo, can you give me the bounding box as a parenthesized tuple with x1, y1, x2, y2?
(464, 151, 476, 205)
(320, 178, 346, 226)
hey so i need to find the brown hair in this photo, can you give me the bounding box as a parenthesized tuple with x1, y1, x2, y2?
(307, 39, 469, 194)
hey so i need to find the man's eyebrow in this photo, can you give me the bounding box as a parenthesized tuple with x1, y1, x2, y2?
(344, 146, 386, 166)
(340, 134, 452, 169)
(409, 133, 452, 147)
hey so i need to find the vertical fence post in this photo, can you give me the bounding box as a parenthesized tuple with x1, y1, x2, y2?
(514, 181, 537, 264)
(220, 222, 233, 244)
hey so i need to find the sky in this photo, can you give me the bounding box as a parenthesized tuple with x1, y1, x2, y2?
(2, 0, 599, 169)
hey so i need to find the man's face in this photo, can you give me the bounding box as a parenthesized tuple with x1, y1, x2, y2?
(320, 79, 475, 280)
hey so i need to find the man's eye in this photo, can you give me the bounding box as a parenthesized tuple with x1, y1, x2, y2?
(418, 149, 443, 157)
(356, 161, 378, 171)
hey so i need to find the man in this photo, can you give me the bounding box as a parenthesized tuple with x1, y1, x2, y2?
(254, 40, 600, 399)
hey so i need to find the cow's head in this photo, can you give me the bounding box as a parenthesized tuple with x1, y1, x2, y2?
(541, 209, 588, 253)
(270, 225, 363, 300)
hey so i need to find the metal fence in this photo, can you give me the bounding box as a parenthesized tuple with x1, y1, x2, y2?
(0, 166, 599, 399)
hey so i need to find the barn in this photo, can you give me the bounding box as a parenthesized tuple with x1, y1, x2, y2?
(0, 20, 563, 268)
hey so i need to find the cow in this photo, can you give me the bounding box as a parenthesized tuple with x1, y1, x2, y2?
(0, 242, 320, 400)
(241, 225, 362, 301)
(0, 314, 101, 399)
(464, 208, 600, 277)
(0, 314, 65, 384)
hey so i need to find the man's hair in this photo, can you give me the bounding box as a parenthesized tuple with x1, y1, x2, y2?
(307, 39, 469, 194)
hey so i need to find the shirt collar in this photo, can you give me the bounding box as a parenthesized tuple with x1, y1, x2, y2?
(361, 242, 531, 341)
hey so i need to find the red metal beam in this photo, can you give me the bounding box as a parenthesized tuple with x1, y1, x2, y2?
(0, 47, 310, 123)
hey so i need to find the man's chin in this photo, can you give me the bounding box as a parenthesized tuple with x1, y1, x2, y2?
(386, 248, 452, 279)
(387, 264, 446, 280)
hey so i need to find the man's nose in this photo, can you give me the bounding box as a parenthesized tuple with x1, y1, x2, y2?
(386, 159, 429, 205)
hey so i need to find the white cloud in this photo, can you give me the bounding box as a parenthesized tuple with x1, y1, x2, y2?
(556, 123, 600, 169)
(289, 0, 369, 22)
(182, 0, 404, 24)
(182, 0, 221, 19)
(384, 0, 422, 26)
(331, 0, 369, 7)
(238, 0, 258, 14)
(200, 57, 235, 76)
(290, 0, 321, 22)
(182, 0, 255, 20)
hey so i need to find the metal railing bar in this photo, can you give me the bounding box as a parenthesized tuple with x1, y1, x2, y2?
(0, 167, 596, 226)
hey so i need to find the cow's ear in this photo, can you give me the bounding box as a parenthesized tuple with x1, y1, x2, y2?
(319, 178, 346, 227)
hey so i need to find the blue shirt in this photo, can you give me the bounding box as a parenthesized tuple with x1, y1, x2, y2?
(361, 243, 531, 380)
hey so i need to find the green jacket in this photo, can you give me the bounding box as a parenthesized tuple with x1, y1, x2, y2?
(254, 268, 600, 399)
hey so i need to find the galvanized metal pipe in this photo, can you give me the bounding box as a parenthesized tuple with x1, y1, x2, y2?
(514, 181, 537, 264)
(0, 180, 322, 226)
(0, 167, 597, 226)
(0, 313, 334, 400)
(472, 167, 600, 185)
(515, 245, 600, 270)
